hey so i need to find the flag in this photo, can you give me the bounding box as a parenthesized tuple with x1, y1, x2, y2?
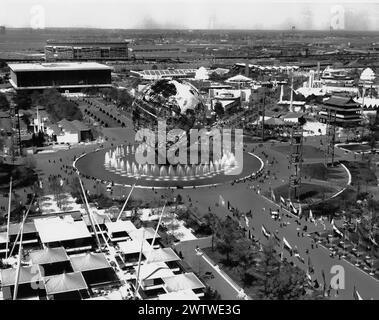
(353, 286, 363, 300)
(331, 219, 343, 238)
(219, 195, 226, 207)
(261, 225, 271, 239)
(273, 232, 281, 244)
(298, 204, 302, 217)
(245, 215, 249, 227)
(309, 209, 315, 223)
(283, 237, 293, 255)
(280, 196, 286, 204)
(289, 201, 298, 214)
(271, 189, 276, 202)
(369, 233, 378, 247)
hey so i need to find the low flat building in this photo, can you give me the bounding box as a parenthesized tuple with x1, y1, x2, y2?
(34, 217, 93, 253)
(131, 68, 197, 80)
(8, 62, 112, 91)
(45, 39, 129, 61)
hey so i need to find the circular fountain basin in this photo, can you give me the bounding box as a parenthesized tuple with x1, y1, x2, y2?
(74, 145, 264, 189)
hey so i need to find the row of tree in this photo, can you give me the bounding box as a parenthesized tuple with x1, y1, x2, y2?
(100, 87, 134, 112)
(202, 213, 323, 299)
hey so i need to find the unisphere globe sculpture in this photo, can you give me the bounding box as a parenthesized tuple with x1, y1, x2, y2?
(132, 78, 205, 131)
(74, 78, 264, 188)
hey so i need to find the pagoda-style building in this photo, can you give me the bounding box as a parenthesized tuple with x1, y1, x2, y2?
(319, 96, 362, 165)
(319, 96, 362, 127)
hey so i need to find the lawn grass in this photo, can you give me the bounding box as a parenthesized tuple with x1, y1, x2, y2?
(274, 183, 336, 202)
(301, 163, 346, 181)
(0, 163, 38, 191)
(272, 144, 333, 159)
(341, 161, 377, 187)
(203, 247, 259, 298)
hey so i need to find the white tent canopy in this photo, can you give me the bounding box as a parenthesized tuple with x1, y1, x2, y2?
(226, 74, 252, 83)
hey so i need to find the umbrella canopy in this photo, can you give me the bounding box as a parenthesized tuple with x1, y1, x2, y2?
(226, 74, 252, 83)
(44, 272, 88, 295)
(30, 247, 69, 265)
(70, 252, 111, 272)
(1, 266, 42, 287)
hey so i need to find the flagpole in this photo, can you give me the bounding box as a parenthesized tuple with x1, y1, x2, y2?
(5, 177, 12, 259)
(355, 235, 360, 267)
(342, 228, 346, 258)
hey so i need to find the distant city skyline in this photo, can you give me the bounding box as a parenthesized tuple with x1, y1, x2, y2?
(1, 0, 379, 31)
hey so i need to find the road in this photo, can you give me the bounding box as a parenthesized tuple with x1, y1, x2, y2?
(171, 140, 379, 300)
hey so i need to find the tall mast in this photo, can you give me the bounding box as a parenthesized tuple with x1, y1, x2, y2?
(13, 214, 25, 300)
(78, 176, 102, 250)
(12, 196, 35, 300)
(5, 177, 12, 259)
(116, 182, 136, 221)
(134, 203, 166, 297)
(134, 229, 145, 299)
(9, 195, 35, 257)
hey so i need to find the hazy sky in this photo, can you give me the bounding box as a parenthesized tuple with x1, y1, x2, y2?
(1, 0, 379, 30)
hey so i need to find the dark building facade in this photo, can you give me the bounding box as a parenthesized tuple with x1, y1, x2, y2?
(318, 96, 362, 127)
(45, 40, 129, 61)
(9, 62, 112, 91)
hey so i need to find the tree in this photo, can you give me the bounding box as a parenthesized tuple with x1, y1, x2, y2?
(70, 176, 84, 204)
(48, 176, 64, 209)
(118, 90, 133, 111)
(253, 241, 309, 300)
(0, 92, 9, 110)
(215, 217, 244, 264)
(12, 91, 32, 110)
(202, 212, 220, 251)
(214, 101, 224, 118)
(37, 89, 83, 123)
(203, 286, 221, 300)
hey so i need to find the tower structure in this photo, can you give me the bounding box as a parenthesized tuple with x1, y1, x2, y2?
(288, 124, 303, 201)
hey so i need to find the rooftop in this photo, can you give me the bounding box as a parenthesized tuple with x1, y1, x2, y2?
(34, 217, 92, 243)
(158, 289, 200, 300)
(30, 247, 69, 265)
(118, 239, 151, 255)
(128, 227, 159, 241)
(105, 220, 137, 235)
(1, 266, 41, 286)
(70, 252, 111, 272)
(162, 272, 205, 292)
(44, 272, 88, 295)
(137, 262, 174, 280)
(8, 62, 112, 72)
(144, 248, 180, 264)
(47, 39, 129, 45)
